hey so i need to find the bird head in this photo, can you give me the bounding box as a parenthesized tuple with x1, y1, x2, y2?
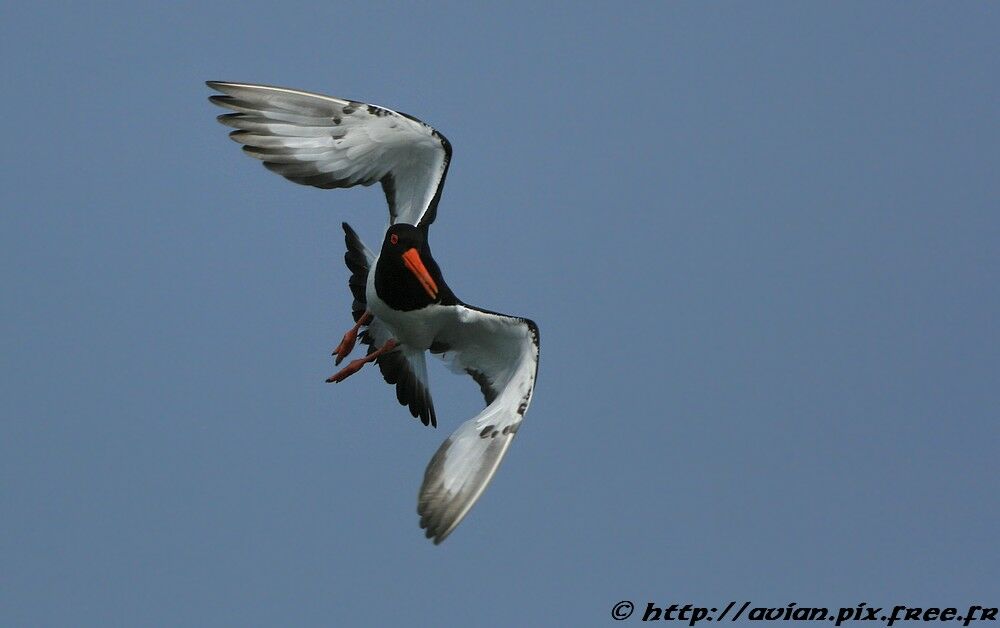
(381, 224, 439, 302)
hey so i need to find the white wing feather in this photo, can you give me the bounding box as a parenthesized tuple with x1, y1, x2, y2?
(419, 306, 539, 543)
(208, 81, 451, 227)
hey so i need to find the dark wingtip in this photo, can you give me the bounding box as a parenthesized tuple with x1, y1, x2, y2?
(343, 222, 362, 242)
(421, 525, 445, 545)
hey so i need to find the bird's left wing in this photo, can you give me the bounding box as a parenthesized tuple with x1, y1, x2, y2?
(208, 81, 451, 227)
(420, 306, 540, 543)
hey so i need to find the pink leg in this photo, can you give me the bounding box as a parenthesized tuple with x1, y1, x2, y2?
(332, 311, 373, 365)
(326, 339, 398, 383)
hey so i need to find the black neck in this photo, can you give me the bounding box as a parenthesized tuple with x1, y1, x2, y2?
(374, 243, 458, 311)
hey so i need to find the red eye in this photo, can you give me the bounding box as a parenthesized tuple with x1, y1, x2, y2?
(390, 234, 399, 245)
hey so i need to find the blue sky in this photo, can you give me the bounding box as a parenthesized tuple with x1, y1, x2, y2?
(3, 2, 998, 625)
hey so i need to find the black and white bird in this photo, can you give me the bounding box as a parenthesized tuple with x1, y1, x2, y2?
(207, 81, 539, 544)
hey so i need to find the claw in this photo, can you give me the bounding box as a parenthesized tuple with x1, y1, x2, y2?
(331, 311, 373, 365)
(332, 328, 359, 366)
(326, 356, 368, 383)
(325, 338, 397, 384)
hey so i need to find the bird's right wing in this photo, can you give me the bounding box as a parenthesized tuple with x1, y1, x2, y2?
(208, 81, 452, 228)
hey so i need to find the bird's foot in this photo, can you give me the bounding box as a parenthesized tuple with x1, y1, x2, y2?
(332, 330, 360, 366)
(326, 338, 397, 383)
(332, 311, 373, 365)
(326, 356, 369, 383)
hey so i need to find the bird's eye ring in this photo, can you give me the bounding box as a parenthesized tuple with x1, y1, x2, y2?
(390, 234, 399, 245)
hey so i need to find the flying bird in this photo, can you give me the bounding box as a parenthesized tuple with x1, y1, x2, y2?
(207, 81, 539, 543)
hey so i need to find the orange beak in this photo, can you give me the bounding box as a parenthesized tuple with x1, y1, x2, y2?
(401, 248, 439, 300)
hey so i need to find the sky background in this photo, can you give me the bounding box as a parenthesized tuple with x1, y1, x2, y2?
(3, 2, 998, 626)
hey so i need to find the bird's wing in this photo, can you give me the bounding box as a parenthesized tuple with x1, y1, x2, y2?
(420, 306, 540, 543)
(208, 81, 452, 228)
(343, 223, 436, 426)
